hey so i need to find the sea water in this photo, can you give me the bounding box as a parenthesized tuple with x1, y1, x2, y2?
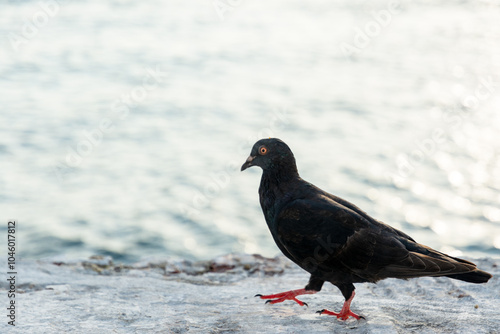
(0, 0, 499, 262)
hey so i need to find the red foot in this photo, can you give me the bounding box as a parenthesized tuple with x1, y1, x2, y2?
(317, 309, 363, 320)
(316, 291, 364, 321)
(255, 288, 316, 307)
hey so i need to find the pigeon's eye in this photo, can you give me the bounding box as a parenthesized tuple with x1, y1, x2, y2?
(259, 146, 268, 155)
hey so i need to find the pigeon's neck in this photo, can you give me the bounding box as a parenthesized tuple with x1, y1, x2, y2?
(262, 163, 299, 184)
(258, 164, 300, 224)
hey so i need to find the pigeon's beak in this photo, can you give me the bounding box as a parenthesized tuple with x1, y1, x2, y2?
(241, 155, 256, 171)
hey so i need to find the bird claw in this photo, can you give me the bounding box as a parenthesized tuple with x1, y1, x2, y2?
(261, 296, 307, 307)
(255, 289, 312, 307)
(316, 291, 363, 320)
(316, 308, 363, 321)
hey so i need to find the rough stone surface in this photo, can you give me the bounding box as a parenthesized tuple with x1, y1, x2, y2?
(1, 254, 499, 333)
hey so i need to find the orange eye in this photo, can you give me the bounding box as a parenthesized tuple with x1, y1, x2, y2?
(259, 146, 268, 155)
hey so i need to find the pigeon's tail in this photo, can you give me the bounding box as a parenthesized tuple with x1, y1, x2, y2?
(446, 269, 492, 284)
(377, 248, 493, 283)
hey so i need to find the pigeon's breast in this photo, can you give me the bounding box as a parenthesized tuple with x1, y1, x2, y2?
(259, 188, 299, 229)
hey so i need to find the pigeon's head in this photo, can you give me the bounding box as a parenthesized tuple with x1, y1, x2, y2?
(241, 138, 296, 172)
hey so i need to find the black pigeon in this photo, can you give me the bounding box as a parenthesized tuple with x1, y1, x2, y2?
(241, 138, 492, 320)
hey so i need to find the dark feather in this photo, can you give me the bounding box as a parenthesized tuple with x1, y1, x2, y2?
(242, 138, 492, 307)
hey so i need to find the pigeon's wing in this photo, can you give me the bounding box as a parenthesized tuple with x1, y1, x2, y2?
(373, 234, 478, 279)
(314, 184, 417, 242)
(274, 197, 375, 275)
(275, 198, 477, 282)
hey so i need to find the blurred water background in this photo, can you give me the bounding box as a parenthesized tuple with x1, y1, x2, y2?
(1, 0, 499, 262)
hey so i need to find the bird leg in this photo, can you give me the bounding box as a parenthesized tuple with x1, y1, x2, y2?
(255, 288, 317, 307)
(317, 291, 363, 320)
